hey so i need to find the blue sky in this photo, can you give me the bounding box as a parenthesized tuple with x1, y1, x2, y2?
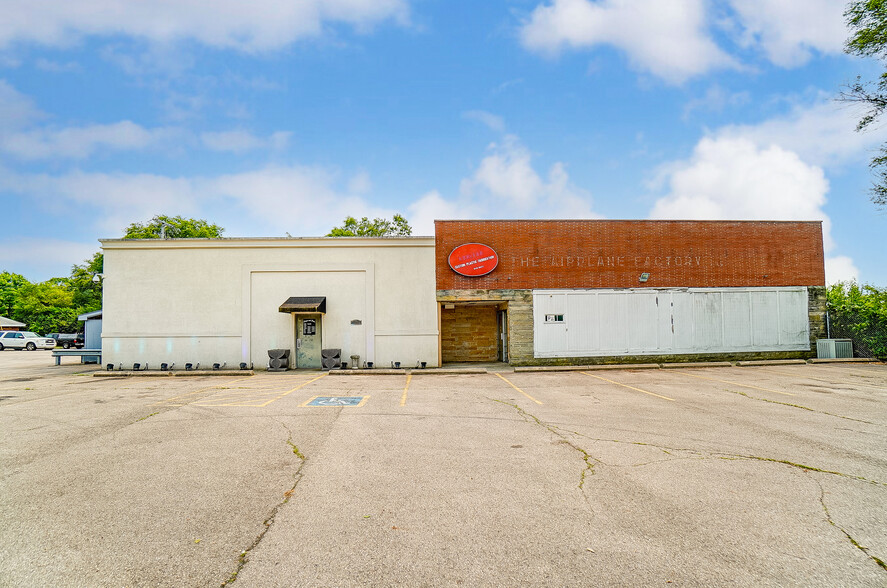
(0, 0, 884, 285)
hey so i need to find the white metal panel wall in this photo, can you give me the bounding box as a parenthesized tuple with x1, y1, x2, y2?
(534, 287, 810, 358)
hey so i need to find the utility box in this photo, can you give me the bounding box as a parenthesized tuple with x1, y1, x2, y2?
(816, 339, 853, 359)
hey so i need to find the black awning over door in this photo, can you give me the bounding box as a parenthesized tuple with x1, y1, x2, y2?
(278, 297, 326, 314)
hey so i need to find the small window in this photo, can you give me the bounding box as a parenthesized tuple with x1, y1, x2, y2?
(544, 314, 565, 323)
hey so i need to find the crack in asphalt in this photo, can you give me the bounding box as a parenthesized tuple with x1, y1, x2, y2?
(540, 421, 887, 574)
(489, 398, 598, 491)
(719, 388, 878, 425)
(815, 478, 887, 573)
(220, 420, 308, 587)
(557, 429, 887, 487)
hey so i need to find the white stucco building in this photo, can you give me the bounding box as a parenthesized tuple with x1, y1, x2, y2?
(101, 237, 439, 369)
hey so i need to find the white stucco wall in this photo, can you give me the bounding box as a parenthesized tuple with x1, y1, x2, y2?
(101, 237, 439, 369)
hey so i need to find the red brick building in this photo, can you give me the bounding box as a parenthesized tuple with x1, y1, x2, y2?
(436, 220, 826, 365)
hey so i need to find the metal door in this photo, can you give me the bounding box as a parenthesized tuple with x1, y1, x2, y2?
(296, 315, 322, 369)
(497, 309, 508, 362)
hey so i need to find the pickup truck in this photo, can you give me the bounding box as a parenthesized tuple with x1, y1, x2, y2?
(51, 333, 85, 349)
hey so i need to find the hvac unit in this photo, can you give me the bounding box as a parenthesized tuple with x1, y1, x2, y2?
(268, 349, 291, 371)
(321, 348, 342, 370)
(816, 339, 853, 359)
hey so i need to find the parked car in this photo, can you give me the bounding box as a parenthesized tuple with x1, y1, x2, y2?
(55, 333, 85, 349)
(0, 331, 56, 350)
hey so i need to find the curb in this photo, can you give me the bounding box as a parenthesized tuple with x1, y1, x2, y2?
(327, 369, 406, 375)
(94, 370, 254, 377)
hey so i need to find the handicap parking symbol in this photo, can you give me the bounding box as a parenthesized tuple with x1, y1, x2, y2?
(304, 396, 368, 407)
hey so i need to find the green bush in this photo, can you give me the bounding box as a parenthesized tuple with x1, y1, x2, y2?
(827, 282, 887, 359)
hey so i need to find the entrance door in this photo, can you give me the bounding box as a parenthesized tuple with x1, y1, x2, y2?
(498, 309, 508, 362)
(296, 315, 322, 369)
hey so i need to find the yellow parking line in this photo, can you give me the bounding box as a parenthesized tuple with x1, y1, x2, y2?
(256, 373, 328, 407)
(152, 376, 254, 405)
(194, 375, 327, 407)
(679, 371, 796, 396)
(197, 392, 282, 404)
(582, 372, 675, 402)
(494, 373, 542, 405)
(187, 374, 328, 407)
(400, 374, 412, 406)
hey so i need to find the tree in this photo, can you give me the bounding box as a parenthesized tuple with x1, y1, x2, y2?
(123, 215, 225, 239)
(326, 214, 412, 237)
(12, 281, 80, 334)
(0, 271, 30, 318)
(827, 281, 887, 358)
(69, 251, 104, 313)
(841, 0, 887, 207)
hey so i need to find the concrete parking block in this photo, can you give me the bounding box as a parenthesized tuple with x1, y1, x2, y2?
(516, 363, 661, 372)
(808, 358, 882, 364)
(736, 359, 809, 366)
(660, 361, 734, 368)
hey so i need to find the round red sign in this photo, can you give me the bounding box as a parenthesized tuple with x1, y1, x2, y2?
(448, 243, 499, 277)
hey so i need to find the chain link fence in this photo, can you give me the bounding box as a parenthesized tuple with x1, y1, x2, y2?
(826, 309, 887, 360)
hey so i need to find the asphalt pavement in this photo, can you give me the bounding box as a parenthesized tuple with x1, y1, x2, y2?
(1, 351, 885, 587)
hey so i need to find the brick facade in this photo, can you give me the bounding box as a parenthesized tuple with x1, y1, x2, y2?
(440, 304, 499, 362)
(436, 220, 825, 290)
(435, 220, 826, 365)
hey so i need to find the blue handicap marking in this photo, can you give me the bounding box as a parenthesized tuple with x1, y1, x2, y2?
(307, 396, 365, 407)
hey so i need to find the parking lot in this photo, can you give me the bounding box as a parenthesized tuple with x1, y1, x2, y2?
(1, 351, 886, 587)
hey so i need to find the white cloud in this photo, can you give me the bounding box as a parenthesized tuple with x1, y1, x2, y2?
(0, 81, 292, 158)
(100, 43, 196, 77)
(347, 170, 372, 195)
(459, 135, 598, 218)
(716, 98, 887, 168)
(0, 0, 410, 52)
(683, 84, 750, 119)
(461, 136, 544, 209)
(408, 190, 475, 235)
(649, 136, 835, 248)
(0, 79, 44, 130)
(0, 55, 21, 68)
(650, 96, 879, 283)
(519, 0, 737, 83)
(0, 120, 182, 160)
(0, 162, 397, 238)
(34, 58, 81, 73)
(462, 110, 506, 133)
(0, 167, 203, 234)
(404, 135, 599, 229)
(209, 165, 389, 235)
(0, 237, 99, 279)
(0, 238, 99, 279)
(825, 255, 859, 285)
(200, 130, 290, 153)
(727, 0, 846, 67)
